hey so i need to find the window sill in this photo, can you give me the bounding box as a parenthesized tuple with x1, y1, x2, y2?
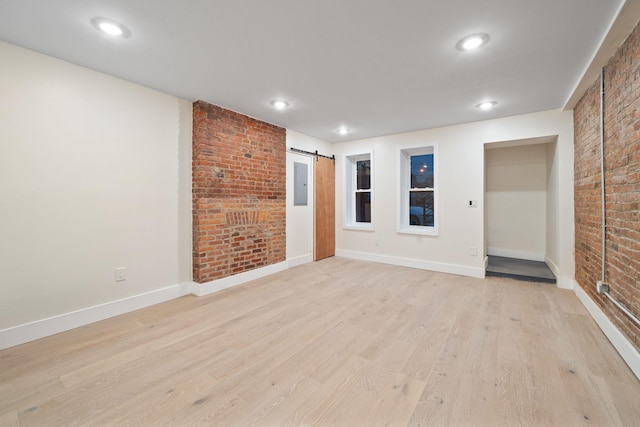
(344, 223, 374, 231)
(397, 226, 438, 236)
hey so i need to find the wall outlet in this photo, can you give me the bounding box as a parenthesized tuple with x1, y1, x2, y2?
(468, 200, 478, 208)
(115, 267, 126, 282)
(469, 246, 478, 256)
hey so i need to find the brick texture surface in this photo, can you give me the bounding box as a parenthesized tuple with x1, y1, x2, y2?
(574, 22, 640, 351)
(192, 101, 286, 283)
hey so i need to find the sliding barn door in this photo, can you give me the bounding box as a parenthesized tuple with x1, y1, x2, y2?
(314, 156, 335, 260)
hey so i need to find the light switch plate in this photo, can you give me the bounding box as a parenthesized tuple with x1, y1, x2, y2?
(115, 267, 126, 282)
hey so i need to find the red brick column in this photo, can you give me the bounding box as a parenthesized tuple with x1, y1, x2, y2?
(192, 101, 286, 283)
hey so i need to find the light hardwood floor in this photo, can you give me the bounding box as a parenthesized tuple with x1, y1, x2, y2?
(1, 257, 639, 426)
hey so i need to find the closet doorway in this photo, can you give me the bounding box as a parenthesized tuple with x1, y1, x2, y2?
(484, 136, 558, 283)
(286, 149, 335, 264)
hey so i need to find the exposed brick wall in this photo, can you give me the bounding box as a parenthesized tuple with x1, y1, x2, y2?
(574, 21, 640, 351)
(192, 101, 286, 283)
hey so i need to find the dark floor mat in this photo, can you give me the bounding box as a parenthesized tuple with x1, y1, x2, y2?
(486, 255, 556, 284)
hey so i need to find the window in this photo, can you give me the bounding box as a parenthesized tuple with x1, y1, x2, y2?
(399, 146, 437, 234)
(345, 153, 373, 229)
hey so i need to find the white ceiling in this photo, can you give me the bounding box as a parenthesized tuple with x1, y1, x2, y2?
(0, 0, 627, 142)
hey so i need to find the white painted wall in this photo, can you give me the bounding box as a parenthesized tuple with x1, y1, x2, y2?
(333, 109, 575, 285)
(285, 130, 332, 266)
(546, 141, 560, 275)
(0, 41, 192, 331)
(485, 144, 548, 261)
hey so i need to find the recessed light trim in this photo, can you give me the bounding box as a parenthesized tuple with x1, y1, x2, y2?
(270, 100, 289, 110)
(456, 33, 489, 51)
(476, 101, 497, 110)
(91, 17, 130, 38)
(337, 127, 350, 136)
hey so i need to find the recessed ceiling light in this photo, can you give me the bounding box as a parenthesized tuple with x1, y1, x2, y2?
(456, 33, 489, 51)
(270, 100, 289, 110)
(476, 101, 497, 110)
(91, 17, 130, 38)
(337, 127, 350, 136)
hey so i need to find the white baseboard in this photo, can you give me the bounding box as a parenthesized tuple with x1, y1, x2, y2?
(543, 257, 573, 289)
(556, 277, 575, 290)
(336, 249, 485, 279)
(1, 262, 291, 350)
(287, 254, 313, 268)
(487, 247, 545, 262)
(545, 256, 559, 277)
(191, 261, 288, 297)
(574, 282, 640, 380)
(0, 284, 188, 350)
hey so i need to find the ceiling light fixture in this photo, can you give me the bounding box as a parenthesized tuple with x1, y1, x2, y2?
(476, 101, 497, 110)
(270, 100, 289, 110)
(91, 17, 130, 38)
(456, 33, 489, 51)
(337, 127, 350, 136)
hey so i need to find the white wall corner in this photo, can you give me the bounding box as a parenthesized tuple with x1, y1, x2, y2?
(574, 283, 640, 380)
(192, 261, 288, 297)
(0, 284, 187, 350)
(335, 249, 485, 279)
(555, 276, 575, 290)
(180, 281, 198, 295)
(545, 256, 560, 278)
(546, 255, 573, 290)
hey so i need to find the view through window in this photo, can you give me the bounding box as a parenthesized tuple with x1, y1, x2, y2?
(409, 153, 434, 226)
(355, 159, 371, 222)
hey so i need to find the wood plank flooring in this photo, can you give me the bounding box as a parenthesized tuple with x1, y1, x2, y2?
(1, 257, 639, 426)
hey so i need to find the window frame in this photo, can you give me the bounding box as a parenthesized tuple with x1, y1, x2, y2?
(344, 152, 374, 231)
(398, 145, 439, 236)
